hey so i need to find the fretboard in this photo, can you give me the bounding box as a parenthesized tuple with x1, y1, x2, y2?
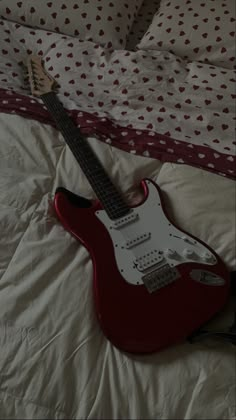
(41, 92, 130, 220)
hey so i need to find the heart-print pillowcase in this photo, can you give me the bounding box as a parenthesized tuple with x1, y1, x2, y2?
(0, 0, 144, 49)
(137, 0, 236, 69)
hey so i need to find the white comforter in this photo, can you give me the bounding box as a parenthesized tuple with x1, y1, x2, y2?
(0, 111, 235, 419)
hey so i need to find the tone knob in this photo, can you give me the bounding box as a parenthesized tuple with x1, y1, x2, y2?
(202, 252, 214, 262)
(183, 248, 194, 258)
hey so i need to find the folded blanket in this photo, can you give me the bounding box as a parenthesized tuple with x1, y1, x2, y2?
(0, 19, 235, 179)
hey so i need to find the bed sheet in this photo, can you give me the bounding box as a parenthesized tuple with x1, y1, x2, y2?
(0, 112, 235, 419)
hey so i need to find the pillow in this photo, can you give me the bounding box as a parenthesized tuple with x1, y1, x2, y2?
(137, 0, 236, 69)
(126, 0, 161, 51)
(0, 0, 144, 49)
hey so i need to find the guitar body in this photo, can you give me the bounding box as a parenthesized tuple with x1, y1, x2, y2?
(54, 179, 230, 354)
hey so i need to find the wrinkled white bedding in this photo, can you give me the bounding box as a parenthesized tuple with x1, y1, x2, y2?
(0, 112, 235, 419)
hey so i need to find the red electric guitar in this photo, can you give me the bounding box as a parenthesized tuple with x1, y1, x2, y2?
(27, 56, 230, 354)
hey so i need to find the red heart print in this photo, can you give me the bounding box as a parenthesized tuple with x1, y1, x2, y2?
(197, 115, 203, 121)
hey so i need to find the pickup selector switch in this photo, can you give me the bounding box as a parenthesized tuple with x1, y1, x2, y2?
(165, 248, 177, 259)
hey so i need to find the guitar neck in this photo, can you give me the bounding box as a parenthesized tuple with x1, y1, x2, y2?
(41, 92, 129, 219)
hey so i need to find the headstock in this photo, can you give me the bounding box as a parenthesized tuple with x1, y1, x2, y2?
(27, 55, 56, 97)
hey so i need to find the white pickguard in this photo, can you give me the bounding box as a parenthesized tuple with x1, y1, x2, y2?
(96, 180, 217, 290)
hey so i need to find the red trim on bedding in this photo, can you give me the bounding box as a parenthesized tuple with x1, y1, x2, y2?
(0, 88, 235, 179)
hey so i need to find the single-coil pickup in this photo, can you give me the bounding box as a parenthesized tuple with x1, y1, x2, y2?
(134, 250, 163, 272)
(125, 232, 151, 249)
(112, 211, 138, 229)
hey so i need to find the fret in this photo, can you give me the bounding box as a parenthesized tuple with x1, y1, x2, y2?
(41, 92, 130, 219)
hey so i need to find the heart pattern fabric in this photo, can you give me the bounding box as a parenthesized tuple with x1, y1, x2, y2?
(138, 0, 236, 69)
(0, 19, 235, 179)
(0, 0, 143, 49)
(126, 0, 161, 51)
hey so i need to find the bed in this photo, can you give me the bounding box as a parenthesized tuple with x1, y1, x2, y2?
(0, 1, 235, 419)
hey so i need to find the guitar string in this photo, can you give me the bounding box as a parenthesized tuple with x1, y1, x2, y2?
(41, 94, 180, 287)
(41, 92, 130, 219)
(43, 94, 129, 218)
